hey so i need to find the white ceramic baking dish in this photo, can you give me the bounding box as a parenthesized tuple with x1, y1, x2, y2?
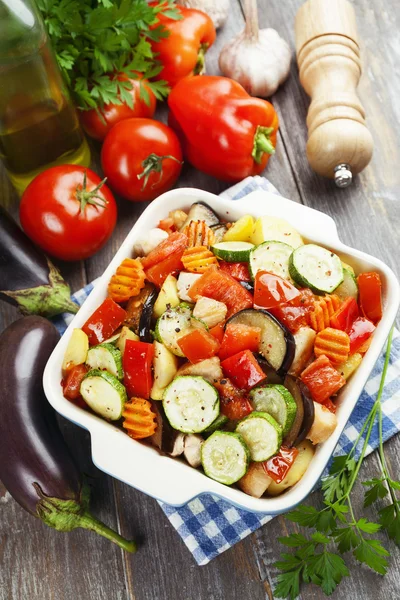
(43, 187, 400, 514)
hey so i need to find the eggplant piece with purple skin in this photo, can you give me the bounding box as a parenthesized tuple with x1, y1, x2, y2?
(0, 316, 136, 552)
(138, 283, 158, 343)
(0, 206, 78, 317)
(150, 401, 185, 456)
(283, 375, 315, 447)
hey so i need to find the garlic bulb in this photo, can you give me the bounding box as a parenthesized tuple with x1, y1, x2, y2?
(176, 0, 230, 29)
(219, 0, 291, 97)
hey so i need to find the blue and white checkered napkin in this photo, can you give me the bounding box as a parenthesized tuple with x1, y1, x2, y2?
(53, 176, 400, 566)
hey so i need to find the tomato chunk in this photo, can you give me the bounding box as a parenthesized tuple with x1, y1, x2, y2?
(218, 323, 261, 361)
(254, 271, 300, 310)
(269, 288, 315, 333)
(188, 267, 253, 318)
(123, 339, 154, 399)
(358, 272, 383, 323)
(263, 446, 299, 484)
(219, 261, 251, 282)
(62, 364, 89, 403)
(330, 297, 359, 332)
(300, 355, 345, 404)
(349, 317, 376, 354)
(145, 251, 183, 287)
(141, 231, 187, 269)
(214, 379, 253, 420)
(82, 297, 127, 345)
(221, 349, 266, 391)
(177, 329, 220, 363)
(209, 321, 225, 343)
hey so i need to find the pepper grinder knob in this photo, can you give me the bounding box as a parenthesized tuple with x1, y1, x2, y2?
(295, 0, 373, 185)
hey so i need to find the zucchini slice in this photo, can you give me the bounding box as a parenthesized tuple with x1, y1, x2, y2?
(162, 376, 220, 433)
(211, 241, 254, 262)
(80, 369, 127, 420)
(289, 244, 343, 294)
(86, 343, 123, 379)
(155, 304, 205, 357)
(201, 431, 250, 485)
(249, 241, 293, 280)
(250, 385, 297, 436)
(236, 412, 282, 462)
(227, 308, 295, 374)
(334, 267, 358, 301)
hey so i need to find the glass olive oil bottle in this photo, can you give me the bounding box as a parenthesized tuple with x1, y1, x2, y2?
(0, 0, 90, 195)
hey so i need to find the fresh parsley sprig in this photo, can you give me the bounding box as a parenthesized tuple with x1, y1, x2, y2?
(38, 0, 181, 110)
(275, 326, 399, 599)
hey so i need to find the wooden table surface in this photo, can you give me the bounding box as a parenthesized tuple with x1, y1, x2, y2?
(1, 1, 399, 598)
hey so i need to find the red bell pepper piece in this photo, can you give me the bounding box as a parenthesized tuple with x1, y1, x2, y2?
(323, 398, 337, 414)
(269, 288, 315, 333)
(168, 76, 279, 182)
(149, 3, 216, 88)
(62, 364, 89, 404)
(358, 272, 383, 323)
(123, 340, 154, 399)
(263, 446, 299, 484)
(141, 232, 187, 269)
(300, 355, 345, 404)
(349, 317, 376, 354)
(209, 321, 225, 343)
(219, 261, 251, 282)
(221, 349, 266, 391)
(188, 267, 253, 318)
(214, 379, 253, 421)
(82, 297, 127, 345)
(218, 323, 261, 361)
(330, 297, 359, 332)
(145, 251, 184, 287)
(177, 329, 220, 363)
(254, 271, 300, 310)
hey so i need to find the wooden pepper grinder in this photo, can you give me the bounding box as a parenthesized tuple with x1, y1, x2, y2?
(295, 0, 373, 187)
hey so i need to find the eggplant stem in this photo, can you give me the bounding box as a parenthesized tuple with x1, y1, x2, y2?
(80, 511, 137, 553)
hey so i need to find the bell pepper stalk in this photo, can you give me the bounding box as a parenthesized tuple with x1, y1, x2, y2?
(221, 349, 267, 391)
(214, 378, 253, 421)
(149, 3, 216, 88)
(348, 317, 376, 354)
(168, 75, 279, 182)
(82, 297, 127, 346)
(123, 340, 155, 399)
(218, 323, 261, 361)
(330, 297, 359, 332)
(254, 271, 300, 310)
(177, 328, 220, 363)
(263, 446, 299, 484)
(357, 272, 383, 323)
(300, 355, 346, 405)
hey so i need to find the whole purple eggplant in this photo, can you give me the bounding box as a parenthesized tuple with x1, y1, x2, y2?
(0, 316, 136, 552)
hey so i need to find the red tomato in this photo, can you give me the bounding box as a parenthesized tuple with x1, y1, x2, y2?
(218, 323, 261, 361)
(101, 118, 183, 202)
(300, 355, 345, 404)
(221, 350, 266, 391)
(254, 271, 300, 310)
(330, 297, 359, 332)
(358, 272, 383, 323)
(178, 329, 220, 363)
(188, 267, 253, 318)
(123, 340, 154, 399)
(214, 379, 253, 421)
(348, 317, 376, 354)
(219, 261, 251, 282)
(270, 288, 315, 333)
(80, 75, 156, 141)
(19, 166, 117, 261)
(264, 446, 299, 484)
(62, 364, 89, 403)
(82, 298, 127, 346)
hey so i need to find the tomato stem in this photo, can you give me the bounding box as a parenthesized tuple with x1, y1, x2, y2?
(137, 153, 182, 191)
(76, 170, 108, 213)
(252, 126, 275, 164)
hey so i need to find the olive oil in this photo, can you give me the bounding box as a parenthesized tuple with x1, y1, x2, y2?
(0, 1, 90, 195)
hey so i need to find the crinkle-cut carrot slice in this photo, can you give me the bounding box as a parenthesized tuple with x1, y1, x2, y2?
(182, 220, 215, 248)
(122, 397, 157, 440)
(181, 245, 218, 273)
(314, 327, 350, 364)
(108, 258, 146, 303)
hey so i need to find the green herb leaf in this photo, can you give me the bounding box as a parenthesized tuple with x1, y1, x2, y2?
(274, 568, 302, 600)
(353, 538, 389, 575)
(379, 503, 400, 546)
(306, 551, 349, 596)
(363, 477, 388, 507)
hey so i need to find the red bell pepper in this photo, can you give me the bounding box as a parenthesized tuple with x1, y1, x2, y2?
(62, 364, 89, 404)
(221, 349, 266, 391)
(141, 232, 187, 269)
(177, 329, 220, 363)
(254, 271, 300, 310)
(209, 321, 225, 343)
(330, 297, 359, 332)
(349, 317, 376, 354)
(323, 398, 337, 414)
(82, 297, 127, 345)
(149, 3, 216, 88)
(168, 76, 279, 182)
(269, 288, 315, 333)
(188, 267, 253, 318)
(358, 272, 383, 323)
(219, 261, 251, 282)
(218, 323, 261, 361)
(144, 251, 183, 287)
(214, 379, 253, 421)
(263, 446, 299, 484)
(123, 339, 154, 399)
(300, 355, 345, 404)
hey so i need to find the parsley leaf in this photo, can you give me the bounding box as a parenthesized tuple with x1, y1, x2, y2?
(363, 477, 388, 507)
(353, 538, 389, 575)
